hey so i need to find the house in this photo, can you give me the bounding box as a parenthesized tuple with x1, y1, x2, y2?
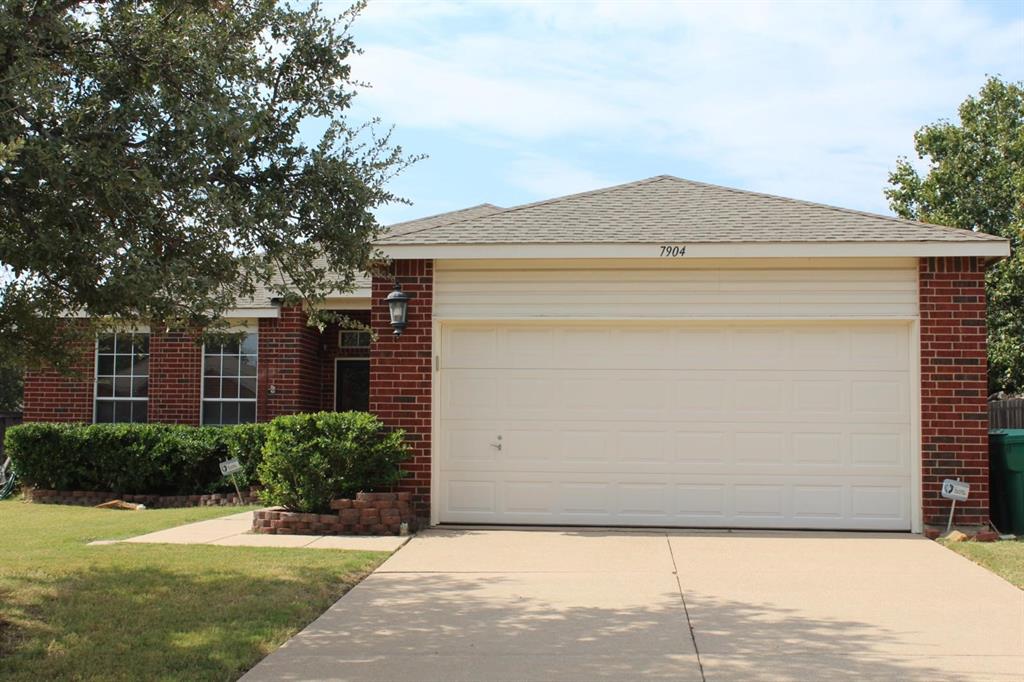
(23, 176, 1010, 533)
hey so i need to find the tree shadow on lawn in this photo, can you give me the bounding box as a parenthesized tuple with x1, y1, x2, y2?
(248, 572, 970, 682)
(0, 559, 373, 682)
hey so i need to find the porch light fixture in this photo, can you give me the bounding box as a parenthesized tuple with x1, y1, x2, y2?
(386, 281, 411, 336)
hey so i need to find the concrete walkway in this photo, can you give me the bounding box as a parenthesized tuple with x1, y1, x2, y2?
(92, 510, 409, 552)
(242, 528, 1024, 682)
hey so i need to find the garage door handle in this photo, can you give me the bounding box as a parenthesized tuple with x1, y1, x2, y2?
(489, 442, 502, 451)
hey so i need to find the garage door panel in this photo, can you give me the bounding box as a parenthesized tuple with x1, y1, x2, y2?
(504, 480, 556, 514)
(792, 432, 845, 465)
(792, 485, 845, 520)
(558, 482, 612, 515)
(618, 483, 670, 516)
(442, 324, 910, 372)
(444, 421, 911, 476)
(446, 480, 496, 514)
(850, 432, 909, 468)
(851, 379, 908, 416)
(441, 473, 911, 529)
(443, 369, 909, 423)
(851, 327, 909, 368)
(440, 322, 912, 530)
(850, 485, 907, 522)
(675, 484, 728, 517)
(734, 432, 787, 466)
(734, 484, 786, 519)
(616, 430, 670, 462)
(674, 431, 730, 464)
(562, 430, 610, 463)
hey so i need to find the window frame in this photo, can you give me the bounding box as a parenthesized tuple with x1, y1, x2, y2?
(200, 332, 259, 426)
(338, 329, 372, 349)
(334, 357, 370, 412)
(93, 331, 151, 424)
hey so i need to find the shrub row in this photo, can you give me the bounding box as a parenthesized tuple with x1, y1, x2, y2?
(5, 412, 410, 513)
(5, 422, 268, 495)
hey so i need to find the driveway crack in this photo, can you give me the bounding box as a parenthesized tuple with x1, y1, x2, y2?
(667, 535, 705, 682)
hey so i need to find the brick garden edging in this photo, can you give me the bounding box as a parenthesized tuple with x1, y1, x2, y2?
(28, 487, 260, 508)
(252, 492, 417, 536)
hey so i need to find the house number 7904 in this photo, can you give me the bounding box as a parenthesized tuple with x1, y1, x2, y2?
(659, 245, 687, 257)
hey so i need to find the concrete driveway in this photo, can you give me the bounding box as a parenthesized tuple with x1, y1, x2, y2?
(242, 529, 1023, 682)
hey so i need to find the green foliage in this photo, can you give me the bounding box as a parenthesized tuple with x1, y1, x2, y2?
(0, 364, 22, 411)
(5, 422, 265, 494)
(225, 421, 270, 484)
(0, 1, 418, 371)
(886, 77, 1024, 393)
(257, 411, 409, 513)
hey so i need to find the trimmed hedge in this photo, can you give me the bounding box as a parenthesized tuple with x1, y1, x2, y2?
(5, 422, 268, 495)
(258, 411, 410, 513)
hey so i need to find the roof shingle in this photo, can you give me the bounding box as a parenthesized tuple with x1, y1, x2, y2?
(378, 175, 1003, 245)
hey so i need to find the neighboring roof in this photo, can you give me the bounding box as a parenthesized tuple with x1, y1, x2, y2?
(385, 203, 503, 238)
(377, 175, 1006, 246)
(235, 270, 372, 312)
(232, 204, 504, 312)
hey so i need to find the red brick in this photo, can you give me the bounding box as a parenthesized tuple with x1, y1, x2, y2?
(919, 257, 991, 527)
(370, 260, 433, 518)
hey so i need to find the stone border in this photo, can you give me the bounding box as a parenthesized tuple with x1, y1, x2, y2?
(253, 492, 417, 536)
(27, 488, 259, 508)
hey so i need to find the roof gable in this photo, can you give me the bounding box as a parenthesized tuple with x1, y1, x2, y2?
(378, 175, 1004, 246)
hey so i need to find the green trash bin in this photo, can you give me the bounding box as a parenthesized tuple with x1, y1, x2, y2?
(989, 430, 1024, 535)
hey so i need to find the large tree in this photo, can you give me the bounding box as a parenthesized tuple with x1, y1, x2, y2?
(0, 0, 413, 371)
(887, 76, 1024, 394)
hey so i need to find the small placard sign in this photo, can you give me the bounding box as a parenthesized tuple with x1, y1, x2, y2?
(941, 479, 970, 502)
(219, 458, 243, 477)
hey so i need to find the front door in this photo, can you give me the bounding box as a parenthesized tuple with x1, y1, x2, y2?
(335, 359, 370, 412)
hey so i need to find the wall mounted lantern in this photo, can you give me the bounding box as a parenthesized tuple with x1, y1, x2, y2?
(386, 281, 411, 336)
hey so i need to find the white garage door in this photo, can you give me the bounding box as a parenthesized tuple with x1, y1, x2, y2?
(438, 322, 913, 530)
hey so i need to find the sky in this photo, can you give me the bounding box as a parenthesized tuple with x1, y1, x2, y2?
(324, 0, 1024, 225)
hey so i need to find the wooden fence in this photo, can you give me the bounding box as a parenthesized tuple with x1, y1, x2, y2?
(990, 399, 1024, 430)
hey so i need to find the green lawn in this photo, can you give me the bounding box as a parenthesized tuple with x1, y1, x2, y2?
(941, 539, 1024, 589)
(0, 500, 389, 681)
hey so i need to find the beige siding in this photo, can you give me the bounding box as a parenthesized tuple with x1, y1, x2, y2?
(434, 258, 918, 320)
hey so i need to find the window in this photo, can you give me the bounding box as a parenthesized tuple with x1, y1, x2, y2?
(339, 329, 371, 349)
(202, 333, 258, 425)
(335, 359, 370, 412)
(95, 332, 150, 423)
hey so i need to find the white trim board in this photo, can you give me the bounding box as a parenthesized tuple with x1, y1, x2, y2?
(380, 240, 1009, 260)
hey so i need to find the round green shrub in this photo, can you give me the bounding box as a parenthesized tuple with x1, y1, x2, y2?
(257, 411, 410, 513)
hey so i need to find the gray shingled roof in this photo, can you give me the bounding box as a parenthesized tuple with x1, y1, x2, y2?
(378, 175, 1003, 245)
(386, 203, 503, 237)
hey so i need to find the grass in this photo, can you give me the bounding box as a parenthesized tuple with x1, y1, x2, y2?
(940, 538, 1024, 589)
(0, 499, 389, 681)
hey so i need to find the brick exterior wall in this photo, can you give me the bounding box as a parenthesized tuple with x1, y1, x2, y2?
(369, 260, 433, 517)
(22, 323, 94, 423)
(22, 308, 369, 426)
(148, 330, 202, 425)
(919, 256, 990, 527)
(257, 305, 322, 420)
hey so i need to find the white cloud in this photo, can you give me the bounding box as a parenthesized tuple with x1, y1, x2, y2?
(349, 0, 1023, 211)
(503, 154, 618, 198)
